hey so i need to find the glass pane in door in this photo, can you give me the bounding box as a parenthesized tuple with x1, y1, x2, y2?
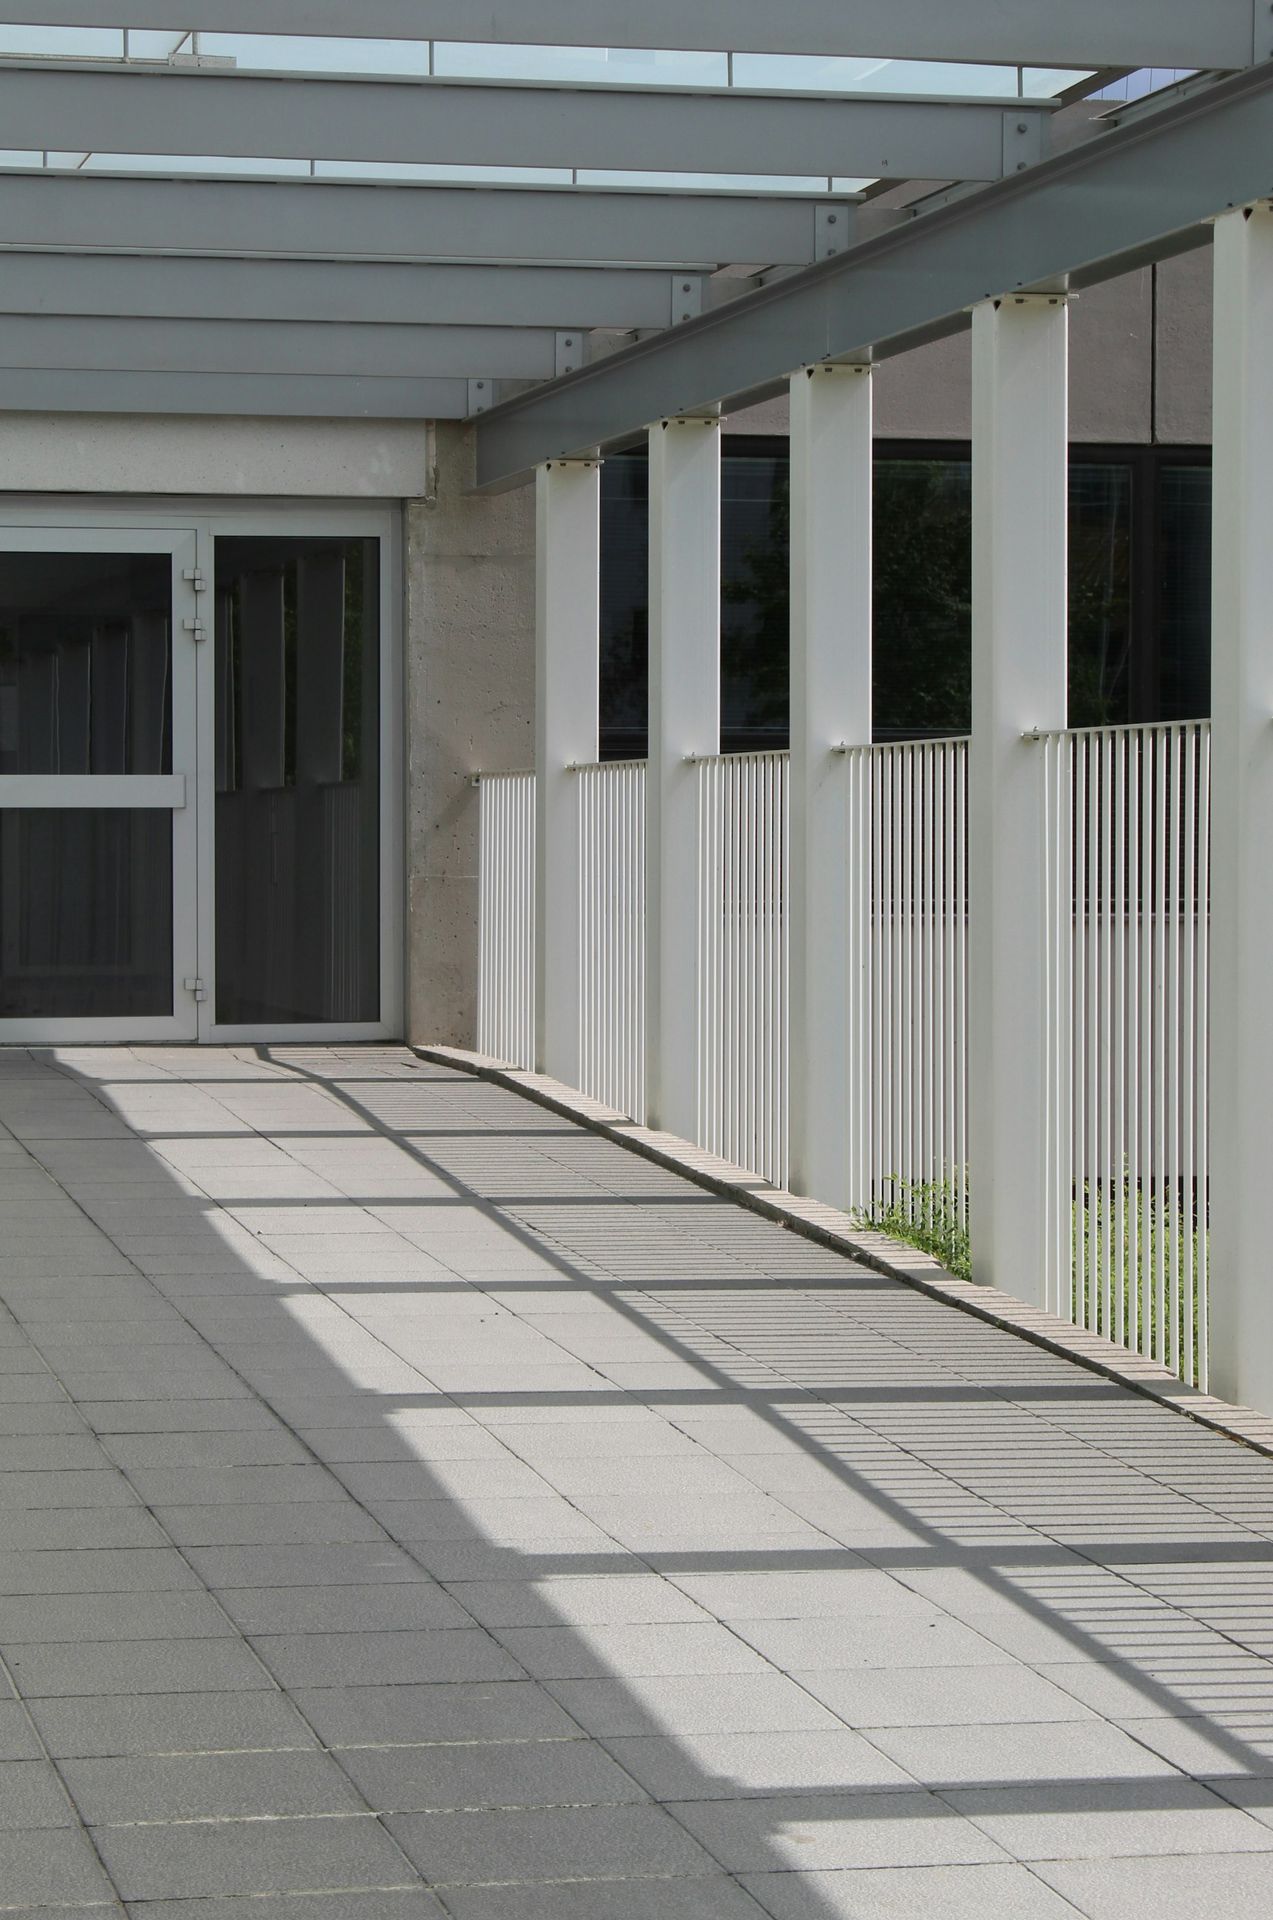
(214, 536, 380, 1025)
(0, 551, 172, 774)
(0, 545, 178, 1020)
(0, 810, 173, 1017)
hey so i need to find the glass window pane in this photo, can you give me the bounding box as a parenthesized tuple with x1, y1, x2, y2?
(1069, 463, 1133, 727)
(0, 552, 172, 775)
(722, 454, 789, 751)
(874, 458, 972, 740)
(0, 810, 172, 1018)
(214, 536, 380, 1026)
(1159, 466, 1211, 721)
(600, 455, 650, 761)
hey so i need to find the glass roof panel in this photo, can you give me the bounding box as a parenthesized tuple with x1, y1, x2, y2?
(580, 169, 873, 194)
(0, 24, 117, 56)
(733, 55, 1022, 95)
(202, 33, 432, 76)
(432, 43, 728, 87)
(127, 30, 193, 58)
(317, 159, 574, 185)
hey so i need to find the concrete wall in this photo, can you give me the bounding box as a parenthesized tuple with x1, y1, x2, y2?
(404, 421, 536, 1046)
(0, 413, 431, 496)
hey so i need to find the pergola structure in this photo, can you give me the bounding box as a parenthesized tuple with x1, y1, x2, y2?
(3, 9, 1273, 1410)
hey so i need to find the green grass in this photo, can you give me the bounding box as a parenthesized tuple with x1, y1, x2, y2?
(855, 1171, 1206, 1385)
(856, 1177, 971, 1284)
(1071, 1175, 1204, 1383)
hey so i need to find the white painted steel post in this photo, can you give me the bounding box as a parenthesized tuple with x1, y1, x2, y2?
(968, 294, 1069, 1304)
(788, 363, 873, 1206)
(645, 415, 721, 1139)
(1209, 204, 1273, 1412)
(534, 457, 600, 1084)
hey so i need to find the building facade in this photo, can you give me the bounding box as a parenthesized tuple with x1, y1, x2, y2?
(0, 247, 1215, 1049)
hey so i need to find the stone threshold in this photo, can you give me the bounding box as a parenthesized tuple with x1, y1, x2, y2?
(416, 1043, 1273, 1463)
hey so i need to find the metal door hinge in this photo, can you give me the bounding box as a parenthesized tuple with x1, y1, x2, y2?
(182, 617, 207, 643)
(183, 568, 207, 592)
(182, 977, 209, 1002)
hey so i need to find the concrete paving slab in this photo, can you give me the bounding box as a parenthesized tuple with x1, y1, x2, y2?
(1, 1046, 1272, 1913)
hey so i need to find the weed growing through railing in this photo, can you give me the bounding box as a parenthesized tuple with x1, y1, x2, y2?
(1073, 1174, 1206, 1385)
(859, 1172, 1206, 1386)
(858, 1178, 971, 1284)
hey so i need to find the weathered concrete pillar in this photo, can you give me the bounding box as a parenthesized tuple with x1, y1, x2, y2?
(404, 422, 535, 1046)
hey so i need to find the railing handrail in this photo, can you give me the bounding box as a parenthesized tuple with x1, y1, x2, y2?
(836, 734, 971, 753)
(567, 758, 649, 773)
(686, 748, 791, 767)
(1026, 717, 1211, 744)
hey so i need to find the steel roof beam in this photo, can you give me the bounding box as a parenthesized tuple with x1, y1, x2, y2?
(0, 63, 1051, 181)
(0, 251, 701, 332)
(0, 171, 850, 269)
(0, 367, 470, 417)
(0, 314, 562, 380)
(0, 1, 1260, 69)
(474, 62, 1273, 488)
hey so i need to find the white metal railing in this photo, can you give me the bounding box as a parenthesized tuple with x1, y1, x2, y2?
(476, 771, 535, 1070)
(1041, 722, 1211, 1385)
(577, 760, 646, 1120)
(842, 738, 970, 1226)
(696, 751, 789, 1188)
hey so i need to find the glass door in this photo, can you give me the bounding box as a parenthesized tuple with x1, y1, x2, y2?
(201, 531, 384, 1039)
(0, 528, 200, 1042)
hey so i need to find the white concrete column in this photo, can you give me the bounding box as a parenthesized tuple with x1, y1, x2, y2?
(645, 415, 721, 1139)
(1208, 203, 1273, 1411)
(534, 457, 600, 1084)
(787, 363, 874, 1206)
(968, 294, 1069, 1303)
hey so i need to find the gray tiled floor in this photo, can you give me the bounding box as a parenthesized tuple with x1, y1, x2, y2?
(0, 1050, 1271, 1915)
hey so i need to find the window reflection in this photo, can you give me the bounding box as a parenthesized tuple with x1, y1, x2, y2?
(214, 536, 379, 1026)
(0, 551, 171, 776)
(598, 444, 1211, 755)
(0, 810, 173, 1018)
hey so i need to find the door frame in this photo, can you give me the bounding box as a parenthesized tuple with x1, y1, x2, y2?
(0, 499, 403, 1044)
(0, 521, 201, 1044)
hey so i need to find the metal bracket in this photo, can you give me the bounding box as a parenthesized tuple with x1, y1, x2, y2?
(1002, 111, 1044, 176)
(467, 378, 493, 416)
(671, 276, 704, 324)
(555, 331, 583, 377)
(815, 204, 854, 260)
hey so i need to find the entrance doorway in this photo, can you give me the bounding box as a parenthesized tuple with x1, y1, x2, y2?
(0, 512, 399, 1042)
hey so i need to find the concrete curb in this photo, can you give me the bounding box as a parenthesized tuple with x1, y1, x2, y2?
(414, 1044, 1273, 1463)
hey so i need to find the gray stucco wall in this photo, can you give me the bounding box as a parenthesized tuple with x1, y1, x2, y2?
(728, 249, 1215, 444)
(404, 422, 535, 1045)
(406, 249, 1216, 1046)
